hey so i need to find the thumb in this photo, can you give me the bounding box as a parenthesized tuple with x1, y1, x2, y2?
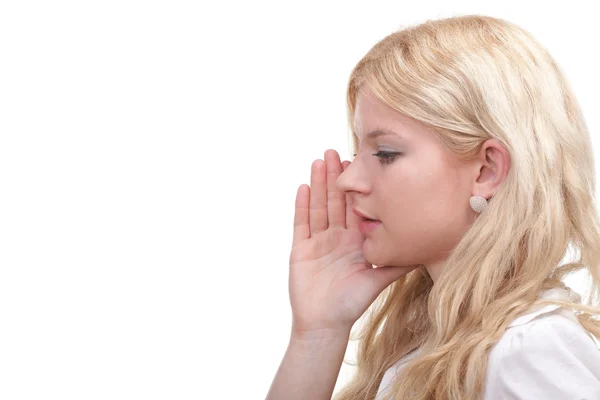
(365, 264, 419, 291)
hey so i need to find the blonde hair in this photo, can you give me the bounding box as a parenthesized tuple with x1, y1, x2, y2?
(333, 14, 600, 400)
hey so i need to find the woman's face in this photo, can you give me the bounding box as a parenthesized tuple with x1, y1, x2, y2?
(336, 88, 479, 280)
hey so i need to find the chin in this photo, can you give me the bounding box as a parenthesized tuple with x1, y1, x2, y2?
(363, 251, 388, 268)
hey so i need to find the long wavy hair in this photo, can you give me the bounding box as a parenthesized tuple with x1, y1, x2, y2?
(332, 14, 600, 400)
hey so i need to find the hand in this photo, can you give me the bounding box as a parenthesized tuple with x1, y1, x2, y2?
(288, 149, 419, 337)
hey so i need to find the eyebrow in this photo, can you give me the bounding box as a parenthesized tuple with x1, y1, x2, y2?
(356, 128, 403, 142)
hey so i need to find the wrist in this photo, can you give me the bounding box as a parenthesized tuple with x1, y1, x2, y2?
(290, 326, 352, 346)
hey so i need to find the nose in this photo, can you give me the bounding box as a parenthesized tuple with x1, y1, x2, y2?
(336, 158, 372, 195)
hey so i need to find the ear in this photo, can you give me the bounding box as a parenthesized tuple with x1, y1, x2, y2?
(472, 138, 511, 199)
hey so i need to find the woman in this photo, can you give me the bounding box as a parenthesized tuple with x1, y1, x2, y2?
(266, 14, 600, 399)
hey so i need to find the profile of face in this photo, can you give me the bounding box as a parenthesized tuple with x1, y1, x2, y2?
(336, 88, 509, 281)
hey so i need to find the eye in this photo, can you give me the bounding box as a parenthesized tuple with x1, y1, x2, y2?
(373, 150, 400, 165)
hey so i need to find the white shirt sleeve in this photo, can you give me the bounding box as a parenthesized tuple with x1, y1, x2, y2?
(484, 308, 600, 399)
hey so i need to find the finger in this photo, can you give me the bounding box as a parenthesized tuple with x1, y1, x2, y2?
(342, 161, 361, 228)
(293, 184, 310, 245)
(325, 150, 345, 228)
(310, 159, 328, 234)
(342, 161, 354, 228)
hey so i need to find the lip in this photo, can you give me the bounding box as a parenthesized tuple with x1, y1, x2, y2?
(353, 208, 381, 235)
(352, 208, 378, 221)
(358, 219, 381, 234)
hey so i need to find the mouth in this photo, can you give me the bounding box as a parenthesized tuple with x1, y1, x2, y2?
(352, 207, 379, 221)
(358, 217, 382, 234)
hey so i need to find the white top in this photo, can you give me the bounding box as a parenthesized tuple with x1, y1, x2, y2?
(375, 287, 600, 399)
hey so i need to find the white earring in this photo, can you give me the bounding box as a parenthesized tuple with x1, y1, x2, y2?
(470, 195, 488, 213)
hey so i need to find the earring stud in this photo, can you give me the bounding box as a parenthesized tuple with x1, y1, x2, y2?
(470, 195, 488, 213)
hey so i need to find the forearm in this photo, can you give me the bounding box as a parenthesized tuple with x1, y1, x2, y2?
(265, 328, 351, 400)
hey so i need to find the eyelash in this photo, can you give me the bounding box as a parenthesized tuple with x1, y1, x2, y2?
(352, 151, 401, 165)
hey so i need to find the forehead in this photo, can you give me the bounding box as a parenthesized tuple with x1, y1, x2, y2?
(354, 88, 392, 123)
(353, 89, 416, 141)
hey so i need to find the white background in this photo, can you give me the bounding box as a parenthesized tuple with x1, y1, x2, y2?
(0, 1, 597, 399)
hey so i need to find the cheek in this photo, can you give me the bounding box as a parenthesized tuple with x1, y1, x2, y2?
(415, 175, 469, 238)
(382, 174, 458, 229)
(380, 186, 423, 229)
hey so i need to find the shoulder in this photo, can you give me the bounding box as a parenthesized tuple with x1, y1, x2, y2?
(484, 307, 600, 399)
